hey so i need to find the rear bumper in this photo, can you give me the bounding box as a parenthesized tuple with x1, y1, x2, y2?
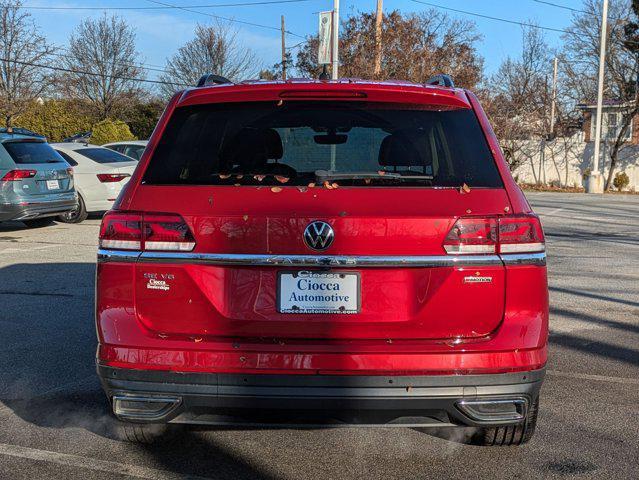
(0, 195, 77, 221)
(98, 365, 544, 428)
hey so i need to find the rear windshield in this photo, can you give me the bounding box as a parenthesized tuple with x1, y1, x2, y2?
(3, 141, 66, 164)
(143, 101, 503, 188)
(78, 148, 133, 164)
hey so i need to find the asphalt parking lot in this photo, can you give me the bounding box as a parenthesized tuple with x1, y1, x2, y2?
(0, 192, 637, 480)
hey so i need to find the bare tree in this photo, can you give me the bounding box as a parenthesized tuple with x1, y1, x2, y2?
(483, 26, 554, 172)
(62, 14, 144, 120)
(561, 0, 636, 190)
(159, 23, 260, 98)
(296, 9, 483, 89)
(0, 0, 54, 127)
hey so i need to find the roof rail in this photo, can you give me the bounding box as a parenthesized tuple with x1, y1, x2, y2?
(425, 74, 455, 88)
(196, 74, 233, 87)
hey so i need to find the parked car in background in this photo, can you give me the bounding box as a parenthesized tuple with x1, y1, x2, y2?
(103, 140, 148, 161)
(51, 143, 137, 223)
(0, 128, 76, 228)
(96, 77, 548, 446)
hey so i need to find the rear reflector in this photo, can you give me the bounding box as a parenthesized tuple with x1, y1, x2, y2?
(97, 173, 130, 183)
(99, 211, 195, 252)
(444, 215, 544, 255)
(1, 169, 37, 181)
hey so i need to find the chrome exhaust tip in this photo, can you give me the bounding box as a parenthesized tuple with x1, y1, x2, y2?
(456, 397, 528, 423)
(113, 395, 181, 421)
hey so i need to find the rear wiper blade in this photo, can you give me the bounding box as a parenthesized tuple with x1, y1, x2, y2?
(315, 170, 401, 181)
(314, 170, 433, 181)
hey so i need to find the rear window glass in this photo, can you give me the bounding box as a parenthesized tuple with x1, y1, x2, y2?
(3, 141, 66, 164)
(55, 150, 78, 166)
(78, 148, 134, 164)
(143, 101, 503, 188)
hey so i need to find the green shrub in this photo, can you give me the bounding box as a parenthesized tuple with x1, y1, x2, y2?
(90, 119, 136, 145)
(613, 171, 630, 191)
(124, 101, 165, 139)
(15, 100, 94, 142)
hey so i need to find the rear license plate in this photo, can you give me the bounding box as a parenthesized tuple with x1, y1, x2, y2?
(46, 180, 59, 190)
(278, 271, 360, 314)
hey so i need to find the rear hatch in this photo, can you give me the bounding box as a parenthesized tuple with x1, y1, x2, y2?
(116, 98, 512, 341)
(1, 140, 73, 196)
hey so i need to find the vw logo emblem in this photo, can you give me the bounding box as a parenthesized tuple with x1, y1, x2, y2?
(303, 221, 334, 250)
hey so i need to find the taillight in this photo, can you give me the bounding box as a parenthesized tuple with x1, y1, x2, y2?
(99, 212, 142, 250)
(97, 173, 130, 183)
(497, 215, 545, 253)
(443, 217, 497, 254)
(99, 211, 195, 252)
(143, 214, 196, 251)
(1, 169, 37, 181)
(444, 215, 544, 255)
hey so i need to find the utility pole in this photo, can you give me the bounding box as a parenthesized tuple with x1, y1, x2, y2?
(281, 15, 287, 81)
(587, 0, 608, 194)
(331, 0, 340, 79)
(374, 0, 383, 77)
(550, 57, 558, 136)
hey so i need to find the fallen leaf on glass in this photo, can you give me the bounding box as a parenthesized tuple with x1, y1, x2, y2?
(194, 337, 203, 343)
(297, 186, 308, 192)
(253, 174, 265, 182)
(307, 182, 316, 188)
(219, 174, 231, 179)
(377, 170, 386, 176)
(271, 186, 282, 193)
(242, 215, 249, 221)
(460, 183, 471, 193)
(331, 182, 339, 189)
(323, 181, 333, 190)
(236, 174, 243, 179)
(364, 178, 372, 184)
(234, 183, 241, 187)
(275, 175, 289, 183)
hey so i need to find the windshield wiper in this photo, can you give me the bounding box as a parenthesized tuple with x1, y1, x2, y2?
(315, 170, 433, 182)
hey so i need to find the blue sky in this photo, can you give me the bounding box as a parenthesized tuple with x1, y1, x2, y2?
(26, 0, 579, 81)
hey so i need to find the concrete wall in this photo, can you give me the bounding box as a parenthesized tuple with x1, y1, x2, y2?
(509, 137, 639, 191)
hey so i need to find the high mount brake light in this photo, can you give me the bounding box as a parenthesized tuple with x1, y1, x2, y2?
(97, 173, 130, 183)
(99, 212, 195, 252)
(444, 215, 544, 255)
(1, 169, 37, 181)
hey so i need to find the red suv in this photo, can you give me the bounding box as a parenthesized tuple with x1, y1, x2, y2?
(96, 76, 548, 446)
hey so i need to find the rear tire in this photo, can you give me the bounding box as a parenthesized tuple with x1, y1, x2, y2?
(473, 395, 539, 446)
(116, 421, 182, 445)
(22, 217, 55, 228)
(57, 195, 88, 223)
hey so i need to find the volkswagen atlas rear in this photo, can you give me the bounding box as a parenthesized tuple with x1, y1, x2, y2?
(96, 79, 548, 445)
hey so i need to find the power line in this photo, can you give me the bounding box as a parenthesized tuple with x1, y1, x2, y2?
(409, 0, 571, 35)
(532, 0, 589, 15)
(7, 0, 316, 10)
(0, 56, 190, 87)
(143, 0, 306, 38)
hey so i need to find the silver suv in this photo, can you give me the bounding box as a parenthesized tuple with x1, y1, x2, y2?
(0, 128, 77, 227)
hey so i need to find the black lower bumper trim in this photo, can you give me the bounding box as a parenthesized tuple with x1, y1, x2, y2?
(98, 365, 544, 428)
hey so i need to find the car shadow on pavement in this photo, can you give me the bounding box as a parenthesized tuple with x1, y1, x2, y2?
(0, 261, 278, 479)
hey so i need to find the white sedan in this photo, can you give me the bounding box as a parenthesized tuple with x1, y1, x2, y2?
(102, 140, 148, 161)
(51, 143, 137, 223)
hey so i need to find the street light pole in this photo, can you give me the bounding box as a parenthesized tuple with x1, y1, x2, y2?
(587, 0, 609, 194)
(331, 0, 340, 80)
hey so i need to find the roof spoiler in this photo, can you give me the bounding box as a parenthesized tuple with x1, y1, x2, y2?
(196, 74, 233, 87)
(425, 74, 455, 88)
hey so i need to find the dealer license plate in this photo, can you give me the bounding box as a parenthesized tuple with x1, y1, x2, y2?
(278, 271, 360, 314)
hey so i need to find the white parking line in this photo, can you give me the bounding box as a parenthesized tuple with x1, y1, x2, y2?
(547, 370, 639, 386)
(0, 443, 213, 480)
